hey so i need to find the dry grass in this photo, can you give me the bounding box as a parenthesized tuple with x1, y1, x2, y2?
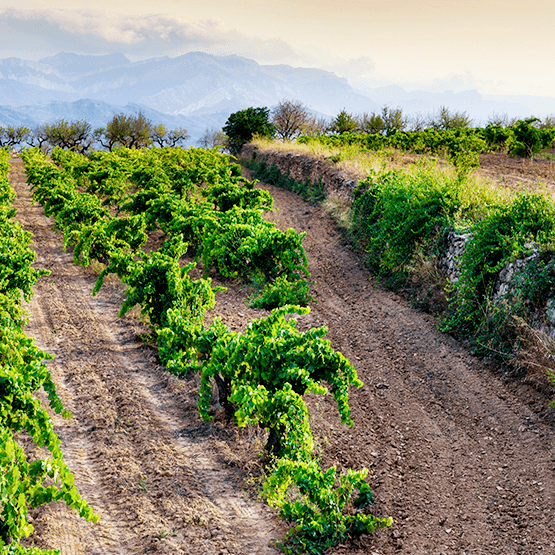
(321, 194, 353, 230)
(513, 316, 555, 397)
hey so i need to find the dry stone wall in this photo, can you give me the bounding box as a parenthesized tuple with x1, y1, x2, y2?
(240, 145, 361, 200)
(241, 145, 555, 340)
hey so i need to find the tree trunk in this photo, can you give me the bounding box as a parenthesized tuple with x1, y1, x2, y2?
(265, 424, 285, 458)
(213, 373, 235, 421)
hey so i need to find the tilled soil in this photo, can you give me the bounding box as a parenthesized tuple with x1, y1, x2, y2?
(9, 157, 555, 555)
(478, 152, 555, 192)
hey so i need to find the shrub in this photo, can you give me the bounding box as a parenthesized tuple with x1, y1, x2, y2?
(223, 107, 276, 155)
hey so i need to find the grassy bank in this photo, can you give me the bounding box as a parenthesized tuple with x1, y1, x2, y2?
(244, 140, 555, 397)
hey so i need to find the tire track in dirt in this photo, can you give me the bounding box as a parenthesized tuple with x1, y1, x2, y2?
(9, 158, 283, 555)
(242, 166, 555, 555)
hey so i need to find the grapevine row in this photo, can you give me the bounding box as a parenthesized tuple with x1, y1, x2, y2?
(20, 146, 391, 552)
(298, 119, 555, 167)
(0, 149, 98, 554)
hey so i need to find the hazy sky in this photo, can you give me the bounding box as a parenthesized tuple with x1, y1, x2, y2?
(1, 0, 553, 96)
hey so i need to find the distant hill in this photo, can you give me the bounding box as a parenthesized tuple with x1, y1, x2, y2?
(2, 51, 555, 144)
(0, 51, 379, 144)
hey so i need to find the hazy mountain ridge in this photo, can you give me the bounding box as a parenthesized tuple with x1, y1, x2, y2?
(0, 51, 378, 143)
(2, 51, 555, 145)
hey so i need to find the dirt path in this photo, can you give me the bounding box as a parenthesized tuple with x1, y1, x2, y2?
(10, 158, 284, 555)
(10, 156, 555, 555)
(242, 167, 555, 555)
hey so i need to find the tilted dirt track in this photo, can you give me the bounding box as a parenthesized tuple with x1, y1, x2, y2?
(9, 157, 555, 554)
(245, 167, 555, 555)
(10, 158, 284, 555)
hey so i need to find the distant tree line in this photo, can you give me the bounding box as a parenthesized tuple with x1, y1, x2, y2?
(220, 100, 555, 159)
(0, 112, 189, 153)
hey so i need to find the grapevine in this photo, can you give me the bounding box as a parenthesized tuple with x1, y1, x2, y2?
(0, 148, 98, 553)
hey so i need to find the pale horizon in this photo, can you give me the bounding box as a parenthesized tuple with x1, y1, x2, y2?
(1, 0, 553, 99)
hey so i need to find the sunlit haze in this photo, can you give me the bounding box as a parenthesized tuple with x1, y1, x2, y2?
(1, 0, 553, 97)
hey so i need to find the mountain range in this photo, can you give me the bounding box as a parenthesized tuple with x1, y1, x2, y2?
(2, 51, 555, 145)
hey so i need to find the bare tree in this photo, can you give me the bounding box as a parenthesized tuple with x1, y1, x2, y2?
(198, 127, 227, 149)
(272, 99, 311, 141)
(300, 115, 329, 137)
(406, 113, 428, 132)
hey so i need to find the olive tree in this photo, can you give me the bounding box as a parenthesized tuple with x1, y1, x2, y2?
(94, 112, 153, 150)
(31, 120, 93, 152)
(151, 124, 189, 147)
(0, 126, 30, 149)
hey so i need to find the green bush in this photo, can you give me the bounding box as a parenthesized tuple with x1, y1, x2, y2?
(351, 168, 460, 286)
(223, 107, 276, 155)
(446, 192, 555, 335)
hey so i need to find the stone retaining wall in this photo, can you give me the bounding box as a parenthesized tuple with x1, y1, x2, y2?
(240, 145, 361, 200)
(242, 145, 555, 340)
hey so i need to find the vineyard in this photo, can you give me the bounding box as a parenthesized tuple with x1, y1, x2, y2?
(1, 143, 555, 554)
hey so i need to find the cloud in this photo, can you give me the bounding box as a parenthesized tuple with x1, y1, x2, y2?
(0, 8, 301, 64)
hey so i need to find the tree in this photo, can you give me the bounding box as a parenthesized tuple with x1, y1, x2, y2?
(0, 126, 30, 149)
(151, 124, 189, 147)
(359, 107, 406, 136)
(198, 127, 228, 150)
(429, 106, 472, 130)
(508, 118, 555, 158)
(95, 112, 153, 151)
(329, 109, 358, 134)
(223, 107, 276, 155)
(271, 99, 310, 141)
(381, 106, 407, 134)
(33, 120, 93, 152)
(300, 115, 328, 137)
(406, 112, 428, 132)
(27, 125, 50, 151)
(358, 112, 385, 135)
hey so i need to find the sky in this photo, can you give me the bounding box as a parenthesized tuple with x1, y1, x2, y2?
(0, 0, 554, 97)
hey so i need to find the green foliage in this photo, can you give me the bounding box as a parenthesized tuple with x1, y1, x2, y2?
(429, 106, 472, 130)
(351, 168, 460, 285)
(21, 145, 390, 551)
(329, 110, 358, 134)
(223, 107, 276, 155)
(94, 111, 153, 150)
(508, 118, 555, 158)
(263, 459, 392, 554)
(446, 192, 555, 335)
(198, 306, 362, 459)
(0, 127, 30, 149)
(0, 546, 59, 555)
(71, 214, 148, 266)
(244, 159, 325, 204)
(249, 274, 314, 309)
(197, 206, 309, 282)
(39, 120, 93, 153)
(0, 151, 98, 550)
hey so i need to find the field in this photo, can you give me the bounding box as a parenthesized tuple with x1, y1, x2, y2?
(4, 148, 555, 555)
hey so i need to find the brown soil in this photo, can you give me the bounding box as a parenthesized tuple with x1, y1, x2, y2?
(9, 156, 555, 555)
(478, 152, 555, 192)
